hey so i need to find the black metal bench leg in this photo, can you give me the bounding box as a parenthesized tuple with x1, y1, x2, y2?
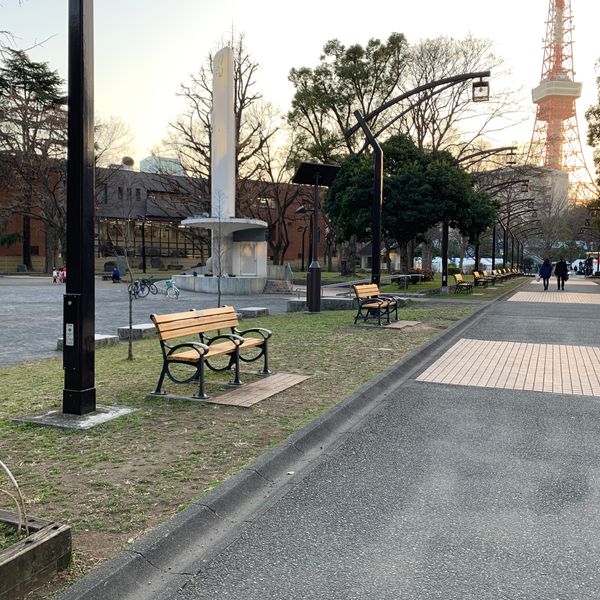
(153, 364, 168, 395)
(195, 359, 208, 400)
(230, 350, 243, 386)
(259, 342, 271, 375)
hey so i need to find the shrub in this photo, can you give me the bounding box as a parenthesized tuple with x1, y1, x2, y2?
(408, 267, 434, 282)
(447, 264, 461, 275)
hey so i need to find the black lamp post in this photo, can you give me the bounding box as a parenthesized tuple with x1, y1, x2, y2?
(292, 162, 340, 313)
(62, 0, 96, 416)
(491, 223, 497, 271)
(141, 217, 147, 274)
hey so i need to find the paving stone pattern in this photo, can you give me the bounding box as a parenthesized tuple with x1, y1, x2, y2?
(508, 291, 600, 304)
(417, 338, 600, 396)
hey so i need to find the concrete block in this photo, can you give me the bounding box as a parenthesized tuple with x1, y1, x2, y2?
(117, 323, 157, 340)
(174, 274, 267, 295)
(56, 334, 119, 351)
(238, 307, 270, 318)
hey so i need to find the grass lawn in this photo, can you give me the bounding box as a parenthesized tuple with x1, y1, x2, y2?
(0, 304, 475, 596)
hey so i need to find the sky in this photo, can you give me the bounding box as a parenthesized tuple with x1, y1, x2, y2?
(2, 0, 599, 175)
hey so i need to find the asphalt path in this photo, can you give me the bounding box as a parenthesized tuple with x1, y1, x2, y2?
(167, 277, 600, 600)
(0, 276, 293, 368)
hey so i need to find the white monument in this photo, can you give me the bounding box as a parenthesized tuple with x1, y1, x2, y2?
(177, 47, 269, 294)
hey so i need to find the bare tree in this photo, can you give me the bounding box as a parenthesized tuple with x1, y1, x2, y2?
(393, 35, 525, 157)
(238, 128, 311, 264)
(94, 116, 134, 167)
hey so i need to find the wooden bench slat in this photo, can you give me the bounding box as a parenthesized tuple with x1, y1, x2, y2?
(169, 338, 264, 363)
(152, 306, 233, 324)
(156, 315, 240, 339)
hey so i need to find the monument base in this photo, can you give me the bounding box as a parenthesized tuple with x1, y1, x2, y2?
(174, 274, 267, 295)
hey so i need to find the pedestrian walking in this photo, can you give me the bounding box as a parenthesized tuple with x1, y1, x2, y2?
(60, 265, 67, 284)
(555, 257, 568, 290)
(539, 258, 552, 290)
(52, 268, 58, 284)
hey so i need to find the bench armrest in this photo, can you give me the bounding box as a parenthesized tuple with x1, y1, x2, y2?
(206, 333, 244, 347)
(167, 341, 209, 358)
(235, 327, 272, 340)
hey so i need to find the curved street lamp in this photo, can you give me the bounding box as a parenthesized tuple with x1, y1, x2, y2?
(345, 70, 491, 286)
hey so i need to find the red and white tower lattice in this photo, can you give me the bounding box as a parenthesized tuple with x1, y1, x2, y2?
(527, 0, 597, 205)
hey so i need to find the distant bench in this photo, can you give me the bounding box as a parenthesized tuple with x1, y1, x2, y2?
(150, 306, 272, 399)
(352, 283, 398, 326)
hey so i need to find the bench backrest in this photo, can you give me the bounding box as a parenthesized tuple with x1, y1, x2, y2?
(151, 306, 239, 342)
(353, 283, 381, 299)
(473, 271, 482, 279)
(454, 273, 465, 283)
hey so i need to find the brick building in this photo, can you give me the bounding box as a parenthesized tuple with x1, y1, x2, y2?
(0, 162, 329, 273)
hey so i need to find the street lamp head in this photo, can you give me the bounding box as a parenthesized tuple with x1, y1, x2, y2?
(472, 79, 490, 102)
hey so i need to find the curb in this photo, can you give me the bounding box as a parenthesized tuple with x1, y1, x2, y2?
(58, 281, 524, 600)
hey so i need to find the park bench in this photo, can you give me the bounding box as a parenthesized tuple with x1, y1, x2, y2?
(482, 270, 497, 284)
(150, 306, 272, 399)
(472, 271, 491, 287)
(352, 283, 398, 325)
(453, 273, 473, 294)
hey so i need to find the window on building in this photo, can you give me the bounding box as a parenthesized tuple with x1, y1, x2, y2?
(255, 197, 275, 209)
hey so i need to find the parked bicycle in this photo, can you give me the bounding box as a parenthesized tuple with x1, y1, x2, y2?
(128, 278, 159, 299)
(141, 278, 158, 295)
(127, 278, 144, 299)
(164, 278, 180, 299)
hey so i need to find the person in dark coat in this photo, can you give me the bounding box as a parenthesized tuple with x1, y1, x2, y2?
(554, 257, 568, 290)
(539, 258, 552, 290)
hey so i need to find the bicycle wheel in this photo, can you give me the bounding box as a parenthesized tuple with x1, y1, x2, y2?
(138, 282, 150, 298)
(127, 284, 138, 299)
(148, 282, 158, 295)
(166, 286, 179, 299)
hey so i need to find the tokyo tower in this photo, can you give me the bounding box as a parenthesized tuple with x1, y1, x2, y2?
(526, 0, 597, 205)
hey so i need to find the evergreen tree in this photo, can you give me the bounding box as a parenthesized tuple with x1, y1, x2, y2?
(0, 49, 66, 270)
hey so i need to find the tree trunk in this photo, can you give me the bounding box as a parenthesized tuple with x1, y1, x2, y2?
(422, 241, 433, 271)
(44, 227, 59, 273)
(457, 234, 468, 272)
(407, 239, 415, 271)
(22, 214, 32, 270)
(127, 268, 134, 361)
(399, 241, 409, 272)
